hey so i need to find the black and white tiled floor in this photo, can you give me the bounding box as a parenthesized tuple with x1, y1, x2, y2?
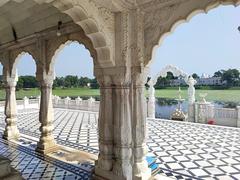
(147, 119, 240, 179)
(0, 135, 93, 179)
(1, 108, 240, 179)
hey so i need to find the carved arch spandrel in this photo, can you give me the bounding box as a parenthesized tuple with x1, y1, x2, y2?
(0, 0, 115, 68)
(34, 0, 115, 68)
(144, 0, 240, 66)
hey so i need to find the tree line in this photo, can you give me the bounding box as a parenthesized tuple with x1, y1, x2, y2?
(0, 75, 99, 90)
(0, 68, 239, 90)
(154, 69, 240, 89)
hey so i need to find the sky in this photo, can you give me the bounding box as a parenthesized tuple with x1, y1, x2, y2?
(0, 5, 240, 78)
(9, 43, 94, 78)
(150, 5, 240, 77)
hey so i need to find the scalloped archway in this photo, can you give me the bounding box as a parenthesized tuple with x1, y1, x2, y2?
(0, 0, 114, 69)
(11, 51, 37, 77)
(145, 0, 240, 66)
(43, 0, 114, 68)
(152, 65, 188, 86)
(46, 31, 97, 74)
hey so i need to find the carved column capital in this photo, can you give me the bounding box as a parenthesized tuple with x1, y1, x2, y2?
(38, 72, 55, 88)
(112, 72, 131, 88)
(4, 76, 18, 87)
(96, 75, 112, 88)
(131, 66, 149, 87)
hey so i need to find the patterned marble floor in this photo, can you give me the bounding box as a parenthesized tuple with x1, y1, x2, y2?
(0, 134, 93, 179)
(1, 108, 240, 179)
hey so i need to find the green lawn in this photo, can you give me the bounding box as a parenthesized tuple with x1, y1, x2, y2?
(53, 88, 99, 97)
(0, 88, 100, 100)
(0, 87, 239, 103)
(154, 89, 240, 102)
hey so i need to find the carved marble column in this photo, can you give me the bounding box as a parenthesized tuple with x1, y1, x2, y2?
(112, 75, 133, 180)
(36, 77, 58, 154)
(3, 76, 20, 140)
(95, 75, 114, 174)
(132, 67, 151, 180)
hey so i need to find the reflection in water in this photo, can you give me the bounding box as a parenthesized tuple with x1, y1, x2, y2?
(155, 98, 231, 119)
(155, 98, 187, 119)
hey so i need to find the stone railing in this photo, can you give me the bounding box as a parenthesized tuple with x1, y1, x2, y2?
(195, 102, 240, 127)
(0, 96, 100, 112)
(52, 96, 99, 112)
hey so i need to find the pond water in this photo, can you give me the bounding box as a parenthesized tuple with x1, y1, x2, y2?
(57, 95, 238, 120)
(154, 98, 237, 119)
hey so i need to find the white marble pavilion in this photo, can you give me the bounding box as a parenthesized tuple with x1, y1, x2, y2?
(0, 0, 239, 179)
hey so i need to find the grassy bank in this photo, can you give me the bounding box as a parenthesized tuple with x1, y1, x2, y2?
(154, 89, 240, 102)
(0, 88, 100, 100)
(0, 87, 239, 103)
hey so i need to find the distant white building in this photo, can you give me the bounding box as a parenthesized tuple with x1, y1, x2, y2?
(169, 79, 185, 86)
(196, 77, 226, 86)
(169, 77, 226, 86)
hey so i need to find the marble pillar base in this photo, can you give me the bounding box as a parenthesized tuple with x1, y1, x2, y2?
(94, 166, 152, 180)
(94, 167, 125, 180)
(3, 124, 20, 141)
(36, 139, 59, 154)
(133, 162, 151, 180)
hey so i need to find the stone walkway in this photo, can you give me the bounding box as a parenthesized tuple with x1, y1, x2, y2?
(1, 108, 240, 179)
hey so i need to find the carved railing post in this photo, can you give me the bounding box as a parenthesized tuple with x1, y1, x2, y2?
(3, 75, 19, 140)
(148, 80, 156, 118)
(237, 106, 240, 127)
(23, 96, 29, 109)
(132, 67, 151, 180)
(95, 75, 113, 173)
(36, 75, 58, 154)
(186, 76, 197, 122)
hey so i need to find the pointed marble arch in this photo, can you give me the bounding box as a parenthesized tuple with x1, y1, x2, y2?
(36, 0, 114, 68)
(46, 31, 97, 74)
(10, 49, 38, 78)
(144, 0, 240, 66)
(0, 0, 114, 68)
(0, 46, 39, 78)
(148, 65, 197, 122)
(152, 65, 188, 86)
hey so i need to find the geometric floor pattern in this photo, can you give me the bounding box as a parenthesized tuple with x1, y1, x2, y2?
(147, 119, 240, 179)
(0, 133, 93, 179)
(1, 108, 240, 179)
(0, 108, 99, 154)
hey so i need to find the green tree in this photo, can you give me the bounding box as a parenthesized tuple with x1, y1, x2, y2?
(64, 75, 78, 88)
(192, 73, 199, 79)
(213, 70, 225, 78)
(221, 69, 240, 86)
(17, 76, 38, 89)
(53, 77, 65, 88)
(154, 72, 175, 88)
(16, 78, 24, 90)
(90, 78, 99, 89)
(78, 77, 91, 87)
